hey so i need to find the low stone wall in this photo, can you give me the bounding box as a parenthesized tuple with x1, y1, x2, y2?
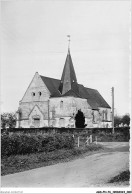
(1, 127, 130, 142)
(1, 126, 130, 134)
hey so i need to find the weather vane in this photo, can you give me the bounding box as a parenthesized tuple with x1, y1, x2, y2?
(67, 35, 71, 50)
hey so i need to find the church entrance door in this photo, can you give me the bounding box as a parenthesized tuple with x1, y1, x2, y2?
(33, 118, 40, 128)
(59, 118, 65, 128)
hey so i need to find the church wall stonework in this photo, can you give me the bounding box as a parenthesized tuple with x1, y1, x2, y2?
(49, 97, 91, 118)
(19, 101, 49, 120)
(49, 96, 92, 128)
(49, 97, 111, 128)
(17, 72, 51, 128)
(17, 93, 112, 128)
(21, 72, 50, 103)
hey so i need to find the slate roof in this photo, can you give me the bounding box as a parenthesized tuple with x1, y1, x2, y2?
(78, 84, 110, 109)
(40, 76, 61, 97)
(62, 89, 81, 98)
(40, 49, 110, 109)
(40, 75, 111, 109)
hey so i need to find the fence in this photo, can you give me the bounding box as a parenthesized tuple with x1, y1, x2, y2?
(76, 135, 97, 148)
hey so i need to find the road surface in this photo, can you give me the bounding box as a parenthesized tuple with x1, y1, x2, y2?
(1, 142, 129, 187)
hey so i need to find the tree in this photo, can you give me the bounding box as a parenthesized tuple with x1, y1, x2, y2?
(121, 114, 130, 126)
(114, 115, 121, 127)
(114, 114, 130, 127)
(1, 112, 17, 129)
(75, 109, 86, 128)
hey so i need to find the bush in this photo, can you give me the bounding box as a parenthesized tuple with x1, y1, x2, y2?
(1, 112, 16, 129)
(1, 133, 74, 157)
(1, 143, 104, 175)
(108, 170, 130, 183)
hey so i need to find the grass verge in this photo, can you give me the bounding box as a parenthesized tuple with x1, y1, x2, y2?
(1, 143, 104, 176)
(108, 170, 130, 183)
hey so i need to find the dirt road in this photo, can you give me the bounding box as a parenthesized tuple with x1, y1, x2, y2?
(1, 142, 129, 187)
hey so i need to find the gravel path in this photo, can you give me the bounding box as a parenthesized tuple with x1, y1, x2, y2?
(1, 142, 129, 188)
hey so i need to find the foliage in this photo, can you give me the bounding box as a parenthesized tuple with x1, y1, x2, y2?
(1, 133, 74, 157)
(108, 170, 130, 183)
(94, 131, 129, 142)
(1, 143, 104, 176)
(75, 109, 86, 128)
(121, 114, 130, 126)
(114, 116, 122, 127)
(114, 114, 130, 127)
(1, 112, 16, 129)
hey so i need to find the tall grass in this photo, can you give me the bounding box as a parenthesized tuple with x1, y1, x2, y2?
(1, 132, 74, 157)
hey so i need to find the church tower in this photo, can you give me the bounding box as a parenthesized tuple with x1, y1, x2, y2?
(59, 36, 79, 95)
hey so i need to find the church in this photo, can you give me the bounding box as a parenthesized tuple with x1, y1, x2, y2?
(16, 46, 112, 128)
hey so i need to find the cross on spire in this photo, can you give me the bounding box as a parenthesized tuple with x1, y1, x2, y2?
(67, 35, 70, 52)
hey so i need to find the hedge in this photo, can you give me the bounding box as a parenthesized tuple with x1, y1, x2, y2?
(1, 133, 74, 157)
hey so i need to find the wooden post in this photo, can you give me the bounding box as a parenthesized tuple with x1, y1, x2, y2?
(78, 136, 80, 147)
(95, 136, 97, 145)
(86, 136, 90, 145)
(112, 87, 114, 134)
(90, 135, 92, 143)
(87, 136, 88, 145)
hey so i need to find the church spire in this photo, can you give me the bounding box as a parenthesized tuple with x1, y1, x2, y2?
(67, 35, 70, 54)
(58, 36, 79, 95)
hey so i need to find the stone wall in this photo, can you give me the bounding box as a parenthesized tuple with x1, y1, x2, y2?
(18, 72, 50, 128)
(21, 72, 50, 103)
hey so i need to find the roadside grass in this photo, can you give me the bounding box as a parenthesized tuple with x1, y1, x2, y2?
(1, 143, 104, 176)
(108, 170, 130, 184)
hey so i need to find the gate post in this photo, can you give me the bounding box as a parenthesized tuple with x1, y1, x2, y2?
(90, 135, 92, 143)
(95, 136, 97, 144)
(78, 136, 80, 147)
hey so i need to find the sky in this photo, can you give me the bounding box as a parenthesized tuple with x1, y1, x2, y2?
(1, 0, 131, 116)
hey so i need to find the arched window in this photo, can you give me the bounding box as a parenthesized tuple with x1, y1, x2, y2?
(60, 100, 63, 109)
(105, 109, 107, 121)
(92, 111, 95, 123)
(102, 110, 105, 120)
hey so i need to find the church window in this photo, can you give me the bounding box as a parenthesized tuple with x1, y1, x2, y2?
(60, 100, 63, 109)
(102, 110, 105, 120)
(59, 118, 65, 127)
(39, 92, 42, 96)
(92, 111, 95, 123)
(32, 92, 35, 96)
(105, 109, 107, 121)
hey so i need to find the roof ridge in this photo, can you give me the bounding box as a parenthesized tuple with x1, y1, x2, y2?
(40, 75, 60, 81)
(82, 85, 97, 91)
